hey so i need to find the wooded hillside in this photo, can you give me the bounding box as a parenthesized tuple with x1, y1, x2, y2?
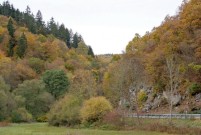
(104, 0, 201, 113)
(0, 0, 201, 127)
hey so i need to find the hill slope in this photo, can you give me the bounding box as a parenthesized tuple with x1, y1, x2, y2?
(103, 0, 201, 114)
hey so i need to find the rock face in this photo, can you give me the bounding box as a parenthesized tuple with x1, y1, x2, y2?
(172, 94, 182, 106)
(142, 104, 152, 112)
(195, 93, 201, 102)
(163, 91, 181, 106)
(151, 96, 162, 109)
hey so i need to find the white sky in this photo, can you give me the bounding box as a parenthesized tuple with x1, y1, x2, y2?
(6, 0, 183, 54)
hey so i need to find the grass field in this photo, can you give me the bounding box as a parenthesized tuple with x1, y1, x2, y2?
(0, 123, 171, 135)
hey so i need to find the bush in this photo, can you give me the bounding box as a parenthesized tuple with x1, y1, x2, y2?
(80, 96, 113, 124)
(15, 79, 54, 119)
(48, 95, 81, 126)
(11, 108, 32, 123)
(188, 83, 201, 95)
(0, 91, 8, 121)
(36, 115, 48, 122)
(102, 110, 124, 129)
(0, 121, 10, 127)
(65, 63, 74, 72)
(0, 76, 13, 121)
(28, 57, 44, 74)
(137, 90, 148, 103)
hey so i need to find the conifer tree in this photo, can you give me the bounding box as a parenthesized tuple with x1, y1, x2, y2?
(58, 24, 66, 41)
(7, 18, 16, 57)
(72, 33, 79, 48)
(8, 37, 15, 56)
(16, 33, 27, 58)
(7, 18, 15, 37)
(65, 28, 71, 48)
(47, 17, 58, 36)
(88, 46, 95, 57)
(35, 10, 45, 34)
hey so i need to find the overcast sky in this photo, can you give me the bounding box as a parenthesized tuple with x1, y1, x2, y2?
(7, 0, 183, 54)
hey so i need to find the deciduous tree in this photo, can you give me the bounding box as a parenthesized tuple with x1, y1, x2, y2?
(42, 70, 69, 98)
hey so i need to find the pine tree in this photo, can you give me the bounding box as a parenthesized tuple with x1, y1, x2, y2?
(8, 37, 15, 57)
(58, 24, 66, 41)
(88, 46, 95, 57)
(7, 18, 16, 57)
(65, 28, 71, 48)
(72, 33, 79, 48)
(24, 6, 37, 34)
(47, 17, 58, 36)
(25, 5, 31, 15)
(16, 33, 27, 58)
(35, 10, 46, 35)
(29, 14, 37, 34)
(7, 18, 15, 37)
(15, 9, 22, 23)
(24, 6, 31, 26)
(2, 1, 10, 16)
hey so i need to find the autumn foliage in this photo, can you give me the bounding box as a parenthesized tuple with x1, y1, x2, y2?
(80, 97, 113, 124)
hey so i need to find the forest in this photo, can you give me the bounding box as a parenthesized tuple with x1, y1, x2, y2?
(0, 0, 201, 134)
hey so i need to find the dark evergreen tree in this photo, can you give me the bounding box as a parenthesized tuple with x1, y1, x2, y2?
(47, 17, 58, 36)
(0, 1, 94, 54)
(7, 18, 15, 37)
(65, 28, 71, 48)
(72, 33, 79, 48)
(35, 10, 46, 35)
(2, 1, 10, 16)
(88, 46, 95, 57)
(58, 24, 66, 41)
(16, 33, 27, 58)
(28, 14, 37, 34)
(78, 35, 83, 42)
(8, 37, 15, 57)
(57, 23, 71, 48)
(7, 18, 16, 57)
(14, 9, 22, 23)
(24, 6, 36, 33)
(25, 5, 31, 15)
(0, 4, 2, 15)
(35, 10, 43, 25)
(24, 6, 31, 25)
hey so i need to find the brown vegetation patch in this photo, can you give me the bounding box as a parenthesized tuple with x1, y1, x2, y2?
(0, 121, 10, 127)
(129, 122, 201, 135)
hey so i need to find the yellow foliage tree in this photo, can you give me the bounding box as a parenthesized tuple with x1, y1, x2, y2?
(80, 96, 112, 123)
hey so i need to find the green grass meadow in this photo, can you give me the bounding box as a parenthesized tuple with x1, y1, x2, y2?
(0, 123, 170, 135)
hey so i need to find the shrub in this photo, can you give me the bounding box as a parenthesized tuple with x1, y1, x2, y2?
(15, 79, 55, 119)
(80, 96, 113, 124)
(188, 83, 201, 95)
(65, 63, 75, 72)
(0, 76, 12, 121)
(0, 121, 10, 127)
(11, 108, 32, 123)
(36, 115, 48, 122)
(137, 90, 148, 103)
(28, 57, 44, 74)
(0, 91, 8, 121)
(102, 110, 124, 129)
(48, 95, 81, 126)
